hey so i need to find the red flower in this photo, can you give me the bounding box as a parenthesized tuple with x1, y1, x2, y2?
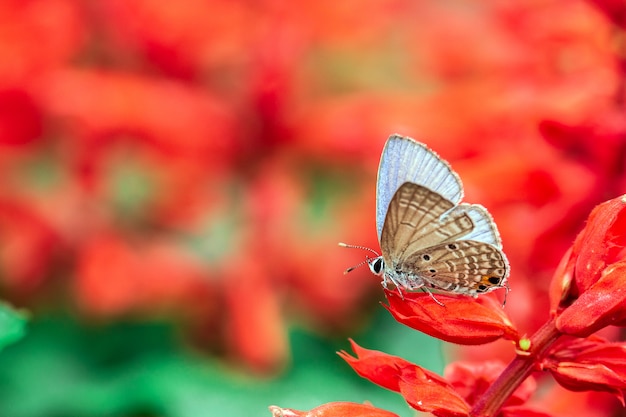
(338, 340, 470, 416)
(445, 362, 536, 408)
(550, 195, 626, 336)
(75, 232, 214, 318)
(41, 70, 237, 160)
(586, 0, 626, 28)
(384, 290, 519, 345)
(542, 337, 626, 403)
(444, 362, 554, 416)
(0, 89, 43, 146)
(0, 197, 62, 293)
(268, 402, 400, 417)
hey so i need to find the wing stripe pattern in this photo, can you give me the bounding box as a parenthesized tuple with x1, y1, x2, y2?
(443, 204, 503, 248)
(381, 183, 456, 263)
(403, 241, 509, 295)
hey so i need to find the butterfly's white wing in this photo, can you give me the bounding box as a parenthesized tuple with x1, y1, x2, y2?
(444, 204, 503, 249)
(376, 134, 463, 240)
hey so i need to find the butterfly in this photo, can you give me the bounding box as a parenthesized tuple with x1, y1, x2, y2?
(341, 134, 510, 304)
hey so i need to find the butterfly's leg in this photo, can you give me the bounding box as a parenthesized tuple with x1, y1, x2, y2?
(421, 287, 445, 307)
(382, 274, 405, 299)
(395, 284, 405, 300)
(501, 282, 511, 308)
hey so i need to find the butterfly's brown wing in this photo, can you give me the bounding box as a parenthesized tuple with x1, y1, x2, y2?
(380, 182, 475, 265)
(401, 240, 509, 295)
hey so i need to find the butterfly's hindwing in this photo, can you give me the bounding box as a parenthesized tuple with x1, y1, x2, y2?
(401, 240, 509, 295)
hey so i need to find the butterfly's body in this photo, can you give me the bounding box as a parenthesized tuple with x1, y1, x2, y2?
(345, 134, 510, 301)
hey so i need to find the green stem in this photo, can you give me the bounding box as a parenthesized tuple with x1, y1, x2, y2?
(470, 318, 562, 417)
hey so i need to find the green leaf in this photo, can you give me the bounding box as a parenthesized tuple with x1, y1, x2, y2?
(0, 303, 27, 352)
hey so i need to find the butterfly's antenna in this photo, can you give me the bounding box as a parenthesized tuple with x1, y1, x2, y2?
(343, 259, 369, 274)
(338, 243, 381, 275)
(338, 242, 380, 257)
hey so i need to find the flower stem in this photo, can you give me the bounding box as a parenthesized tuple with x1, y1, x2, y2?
(470, 318, 562, 417)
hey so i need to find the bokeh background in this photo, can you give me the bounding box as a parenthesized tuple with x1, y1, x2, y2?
(0, 0, 625, 416)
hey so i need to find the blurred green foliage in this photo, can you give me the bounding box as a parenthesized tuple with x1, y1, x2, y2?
(0, 303, 27, 352)
(0, 308, 442, 417)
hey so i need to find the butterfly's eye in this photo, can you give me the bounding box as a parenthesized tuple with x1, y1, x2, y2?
(373, 258, 383, 273)
(369, 257, 384, 275)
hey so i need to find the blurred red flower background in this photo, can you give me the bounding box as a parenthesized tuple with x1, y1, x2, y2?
(0, 0, 625, 416)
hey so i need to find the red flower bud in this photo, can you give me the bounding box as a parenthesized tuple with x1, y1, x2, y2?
(556, 260, 626, 336)
(550, 195, 626, 336)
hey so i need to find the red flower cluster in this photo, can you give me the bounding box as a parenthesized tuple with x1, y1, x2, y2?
(0, 0, 624, 386)
(273, 194, 626, 416)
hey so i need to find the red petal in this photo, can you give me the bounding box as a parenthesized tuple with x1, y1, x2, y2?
(549, 335, 626, 363)
(338, 339, 449, 392)
(556, 260, 626, 336)
(547, 338, 626, 390)
(548, 247, 575, 312)
(570, 196, 626, 292)
(555, 363, 626, 389)
(384, 291, 518, 345)
(550, 362, 626, 405)
(338, 340, 469, 415)
(547, 335, 606, 359)
(268, 402, 400, 417)
(399, 377, 470, 417)
(549, 362, 626, 405)
(337, 340, 406, 392)
(575, 344, 626, 373)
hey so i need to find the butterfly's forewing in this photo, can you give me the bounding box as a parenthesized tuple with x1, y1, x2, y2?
(402, 240, 509, 295)
(381, 182, 473, 264)
(376, 135, 463, 241)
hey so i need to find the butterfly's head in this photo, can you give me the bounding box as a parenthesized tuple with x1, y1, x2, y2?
(366, 256, 385, 276)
